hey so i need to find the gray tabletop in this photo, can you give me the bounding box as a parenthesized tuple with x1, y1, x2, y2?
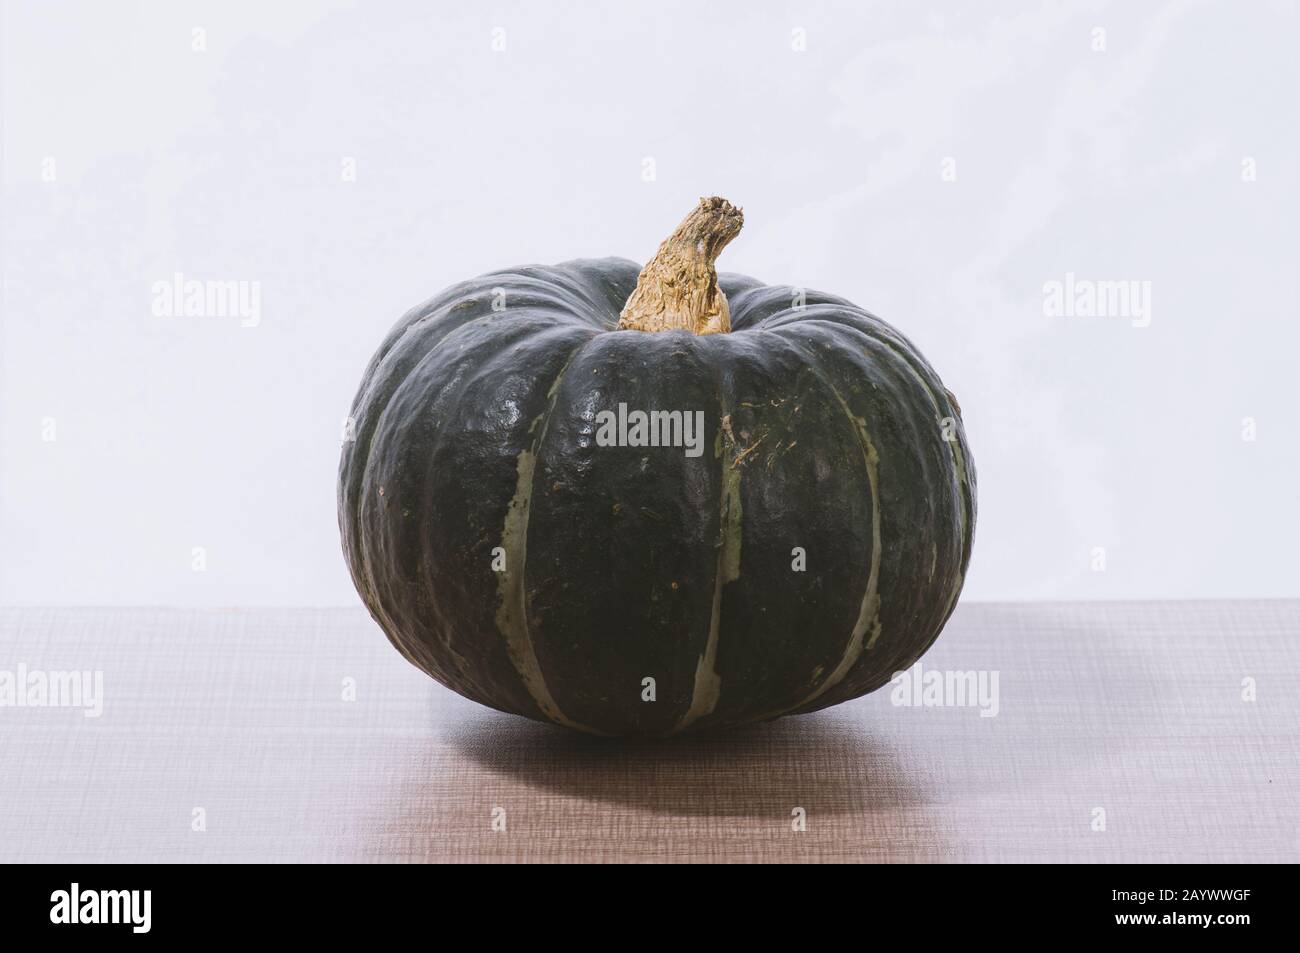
(1, 601, 1296, 863)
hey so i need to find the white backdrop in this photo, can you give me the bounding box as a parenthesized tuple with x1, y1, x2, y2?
(2, 0, 1296, 606)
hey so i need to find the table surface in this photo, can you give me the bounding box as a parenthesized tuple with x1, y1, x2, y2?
(1, 601, 1296, 863)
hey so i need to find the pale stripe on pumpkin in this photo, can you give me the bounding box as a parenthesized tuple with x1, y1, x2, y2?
(751, 339, 885, 719)
(880, 347, 970, 624)
(673, 417, 744, 733)
(494, 352, 605, 735)
(785, 386, 883, 710)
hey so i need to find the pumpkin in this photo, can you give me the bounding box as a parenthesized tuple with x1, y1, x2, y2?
(338, 197, 975, 735)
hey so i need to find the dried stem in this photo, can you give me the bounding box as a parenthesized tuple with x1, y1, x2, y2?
(618, 196, 743, 335)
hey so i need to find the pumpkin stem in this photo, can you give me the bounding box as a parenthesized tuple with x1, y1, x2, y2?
(618, 196, 743, 335)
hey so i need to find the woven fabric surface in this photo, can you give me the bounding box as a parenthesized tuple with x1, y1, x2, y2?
(1, 601, 1296, 863)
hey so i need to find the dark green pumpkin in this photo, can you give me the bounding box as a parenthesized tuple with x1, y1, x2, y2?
(339, 201, 975, 736)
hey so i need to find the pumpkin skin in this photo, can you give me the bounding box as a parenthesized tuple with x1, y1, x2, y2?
(338, 257, 975, 735)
